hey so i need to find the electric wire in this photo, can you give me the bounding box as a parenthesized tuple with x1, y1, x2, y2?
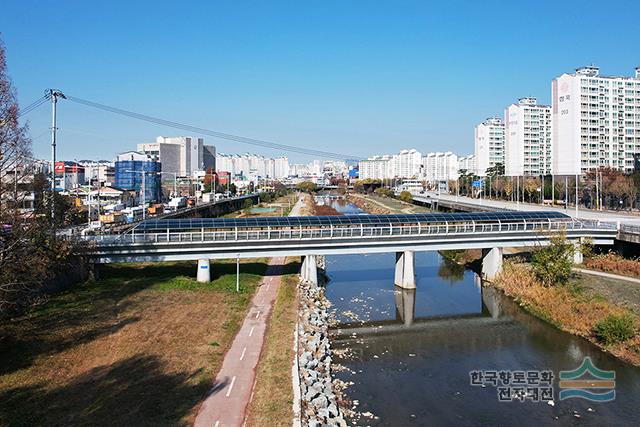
(64, 94, 362, 160)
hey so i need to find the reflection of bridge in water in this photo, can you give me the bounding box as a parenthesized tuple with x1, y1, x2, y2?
(331, 287, 524, 361)
(333, 284, 506, 334)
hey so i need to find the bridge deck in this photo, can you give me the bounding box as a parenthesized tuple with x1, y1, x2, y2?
(83, 211, 617, 263)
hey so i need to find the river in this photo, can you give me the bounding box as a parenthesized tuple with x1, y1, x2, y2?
(317, 196, 640, 426)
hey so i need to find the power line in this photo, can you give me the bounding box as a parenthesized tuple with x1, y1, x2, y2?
(17, 95, 48, 118)
(64, 94, 362, 160)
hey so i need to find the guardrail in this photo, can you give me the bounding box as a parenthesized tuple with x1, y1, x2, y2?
(84, 219, 617, 246)
(620, 224, 640, 234)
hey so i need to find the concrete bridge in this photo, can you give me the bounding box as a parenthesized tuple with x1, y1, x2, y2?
(413, 192, 640, 245)
(84, 211, 616, 288)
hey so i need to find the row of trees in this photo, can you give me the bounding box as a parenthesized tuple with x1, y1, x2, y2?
(454, 163, 640, 211)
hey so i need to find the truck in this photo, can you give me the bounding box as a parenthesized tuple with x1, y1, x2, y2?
(168, 197, 187, 209)
(147, 204, 164, 215)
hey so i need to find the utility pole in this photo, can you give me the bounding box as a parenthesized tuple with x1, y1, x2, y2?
(575, 174, 579, 218)
(236, 254, 240, 293)
(565, 176, 568, 210)
(141, 170, 146, 221)
(48, 89, 66, 224)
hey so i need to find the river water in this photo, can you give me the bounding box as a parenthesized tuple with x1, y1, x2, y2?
(317, 196, 640, 426)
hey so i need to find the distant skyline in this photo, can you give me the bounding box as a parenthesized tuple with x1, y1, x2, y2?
(2, 0, 639, 163)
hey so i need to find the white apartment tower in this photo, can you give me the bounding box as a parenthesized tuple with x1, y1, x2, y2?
(457, 154, 476, 174)
(552, 66, 640, 175)
(422, 152, 458, 183)
(504, 97, 552, 176)
(474, 117, 505, 176)
(358, 155, 394, 180)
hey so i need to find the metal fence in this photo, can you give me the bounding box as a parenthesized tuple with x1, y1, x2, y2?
(84, 219, 617, 246)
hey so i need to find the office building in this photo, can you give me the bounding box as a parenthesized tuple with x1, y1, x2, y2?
(138, 136, 213, 179)
(552, 65, 640, 174)
(504, 97, 552, 176)
(54, 161, 85, 192)
(114, 151, 161, 203)
(474, 117, 505, 176)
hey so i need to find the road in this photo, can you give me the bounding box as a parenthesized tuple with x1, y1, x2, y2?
(419, 192, 640, 226)
(194, 195, 307, 427)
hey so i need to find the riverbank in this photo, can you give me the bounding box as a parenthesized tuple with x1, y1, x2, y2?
(346, 192, 429, 214)
(0, 259, 270, 426)
(242, 192, 314, 425)
(491, 260, 640, 367)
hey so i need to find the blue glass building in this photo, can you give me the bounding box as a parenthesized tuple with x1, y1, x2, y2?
(114, 151, 162, 203)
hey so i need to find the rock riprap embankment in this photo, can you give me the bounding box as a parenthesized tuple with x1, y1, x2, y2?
(297, 279, 347, 426)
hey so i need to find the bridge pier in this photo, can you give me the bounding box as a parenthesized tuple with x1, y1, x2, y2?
(394, 251, 416, 289)
(573, 241, 583, 264)
(301, 255, 318, 285)
(394, 287, 416, 327)
(481, 247, 503, 281)
(197, 258, 210, 282)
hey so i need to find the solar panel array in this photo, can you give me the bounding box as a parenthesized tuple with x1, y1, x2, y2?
(135, 211, 572, 231)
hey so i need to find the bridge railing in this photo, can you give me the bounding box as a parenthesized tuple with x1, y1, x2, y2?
(84, 219, 617, 246)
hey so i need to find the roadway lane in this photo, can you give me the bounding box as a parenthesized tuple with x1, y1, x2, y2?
(419, 192, 640, 226)
(194, 195, 307, 427)
(194, 257, 286, 427)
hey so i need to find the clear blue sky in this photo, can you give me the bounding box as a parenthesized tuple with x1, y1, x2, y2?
(2, 0, 639, 163)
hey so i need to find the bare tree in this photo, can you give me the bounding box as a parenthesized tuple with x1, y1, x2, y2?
(0, 38, 78, 316)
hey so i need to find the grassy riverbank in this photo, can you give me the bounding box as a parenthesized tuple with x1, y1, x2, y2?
(0, 259, 268, 426)
(246, 262, 300, 427)
(492, 260, 640, 367)
(347, 193, 429, 214)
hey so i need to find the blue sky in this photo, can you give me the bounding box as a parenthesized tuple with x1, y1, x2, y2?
(2, 0, 639, 163)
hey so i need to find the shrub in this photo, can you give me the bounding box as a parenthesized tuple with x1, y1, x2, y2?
(584, 253, 640, 278)
(398, 191, 413, 203)
(593, 313, 636, 345)
(531, 231, 575, 286)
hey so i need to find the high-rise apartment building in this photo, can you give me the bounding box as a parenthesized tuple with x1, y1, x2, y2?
(457, 154, 476, 174)
(504, 97, 552, 176)
(215, 153, 289, 179)
(474, 117, 505, 176)
(552, 66, 640, 175)
(422, 152, 458, 183)
(358, 149, 422, 180)
(358, 155, 394, 180)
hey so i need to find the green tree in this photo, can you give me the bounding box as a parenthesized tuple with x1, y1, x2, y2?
(296, 181, 317, 193)
(531, 231, 575, 286)
(374, 187, 393, 197)
(398, 191, 413, 203)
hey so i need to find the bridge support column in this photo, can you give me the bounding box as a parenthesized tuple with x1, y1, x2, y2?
(300, 256, 308, 281)
(394, 251, 416, 289)
(306, 254, 318, 285)
(394, 287, 416, 327)
(573, 241, 583, 265)
(197, 259, 210, 282)
(481, 247, 503, 281)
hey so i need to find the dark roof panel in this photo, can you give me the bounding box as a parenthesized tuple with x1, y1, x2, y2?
(135, 211, 572, 231)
